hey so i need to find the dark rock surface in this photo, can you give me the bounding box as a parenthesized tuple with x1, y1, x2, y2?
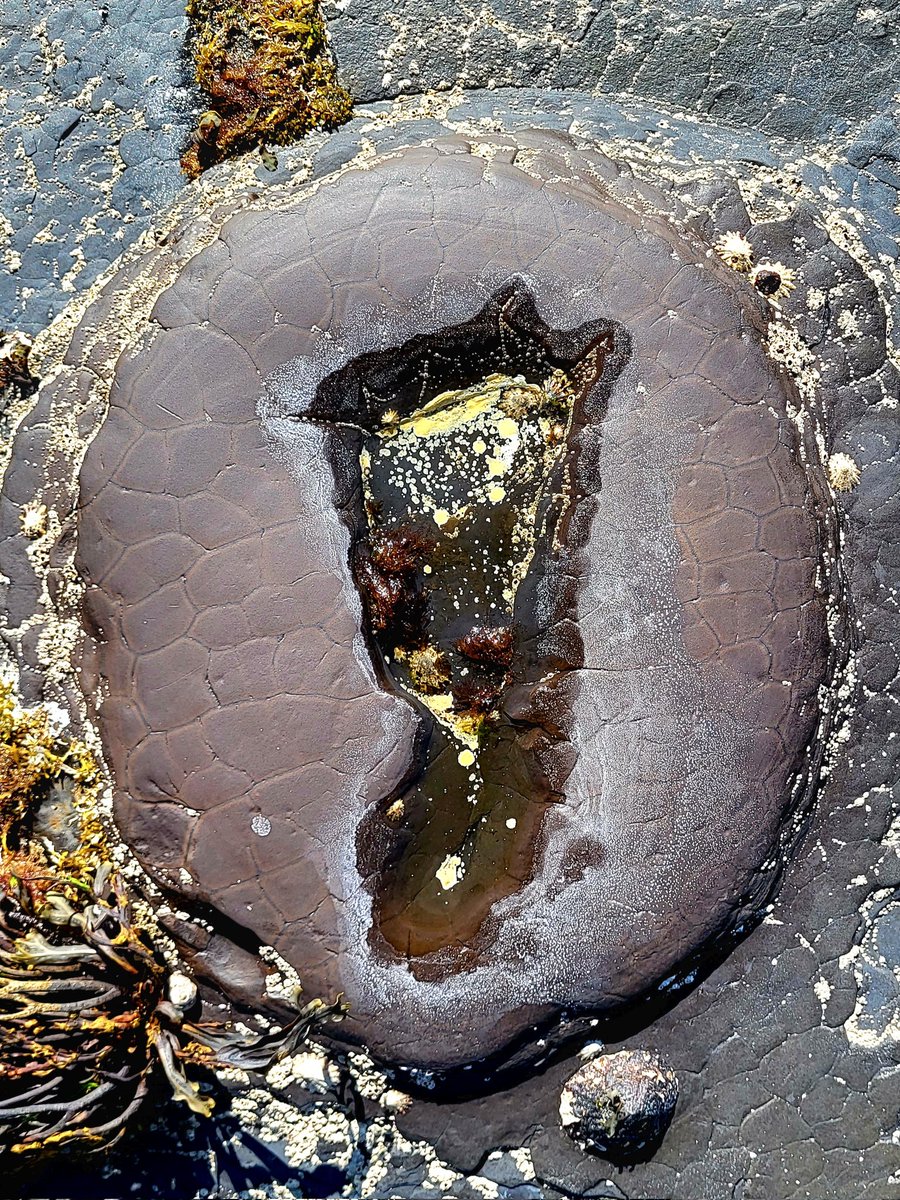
(1, 1, 899, 1196)
(323, 0, 900, 145)
(0, 0, 197, 334)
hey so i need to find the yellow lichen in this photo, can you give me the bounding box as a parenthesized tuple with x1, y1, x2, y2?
(0, 681, 96, 857)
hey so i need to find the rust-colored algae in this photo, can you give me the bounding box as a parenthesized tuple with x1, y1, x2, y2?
(180, 0, 353, 178)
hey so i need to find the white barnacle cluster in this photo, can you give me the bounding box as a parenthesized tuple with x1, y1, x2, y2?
(230, 1088, 359, 1171)
(345, 1049, 413, 1113)
(266, 1049, 341, 1094)
(259, 942, 303, 1004)
(715, 230, 797, 304)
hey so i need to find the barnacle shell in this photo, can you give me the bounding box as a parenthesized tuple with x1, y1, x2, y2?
(751, 261, 797, 301)
(18, 501, 48, 539)
(826, 451, 861, 492)
(167, 971, 198, 1011)
(715, 230, 754, 272)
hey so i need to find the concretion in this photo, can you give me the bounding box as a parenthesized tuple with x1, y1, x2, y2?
(72, 132, 834, 1069)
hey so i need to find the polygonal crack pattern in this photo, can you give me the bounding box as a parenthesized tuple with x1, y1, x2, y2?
(64, 134, 838, 1069)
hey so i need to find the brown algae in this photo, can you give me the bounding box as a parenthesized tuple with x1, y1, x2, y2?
(181, 0, 353, 178)
(0, 682, 345, 1156)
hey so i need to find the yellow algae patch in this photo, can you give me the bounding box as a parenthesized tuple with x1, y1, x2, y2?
(473, 438, 487, 454)
(407, 379, 499, 438)
(486, 456, 507, 477)
(436, 853, 465, 891)
(414, 689, 480, 751)
(433, 508, 451, 527)
(380, 373, 540, 442)
(488, 485, 506, 503)
(458, 748, 476, 768)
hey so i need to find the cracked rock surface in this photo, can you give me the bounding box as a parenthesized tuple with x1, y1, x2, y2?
(1, 2, 900, 1198)
(0, 0, 198, 334)
(4, 130, 840, 1073)
(323, 0, 900, 145)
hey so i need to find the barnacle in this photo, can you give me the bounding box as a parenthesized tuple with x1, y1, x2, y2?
(18, 502, 48, 540)
(751, 261, 797, 302)
(715, 231, 754, 272)
(826, 451, 861, 492)
(180, 0, 353, 179)
(541, 367, 576, 415)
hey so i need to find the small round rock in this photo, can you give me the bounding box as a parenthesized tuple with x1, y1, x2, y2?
(560, 1049, 678, 1159)
(167, 971, 198, 1012)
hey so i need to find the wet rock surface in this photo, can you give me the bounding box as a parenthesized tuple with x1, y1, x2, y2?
(1, 6, 899, 1198)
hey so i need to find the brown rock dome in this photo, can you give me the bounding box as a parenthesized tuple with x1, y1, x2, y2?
(73, 132, 832, 1069)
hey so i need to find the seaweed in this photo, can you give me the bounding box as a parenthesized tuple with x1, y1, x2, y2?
(0, 333, 37, 406)
(456, 625, 516, 670)
(181, 0, 353, 178)
(0, 682, 345, 1160)
(354, 524, 433, 647)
